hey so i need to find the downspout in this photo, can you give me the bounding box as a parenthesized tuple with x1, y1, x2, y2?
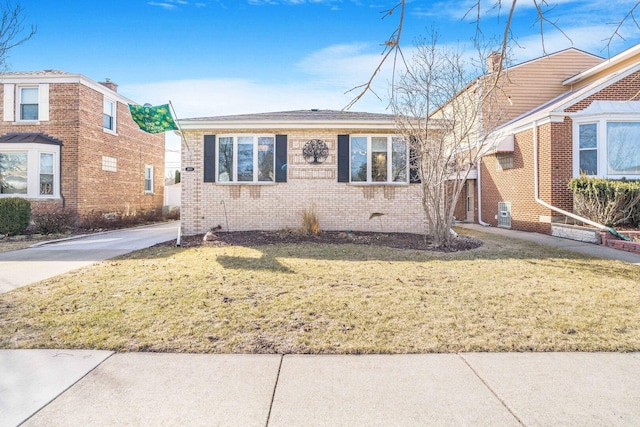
(476, 157, 491, 226)
(532, 120, 631, 241)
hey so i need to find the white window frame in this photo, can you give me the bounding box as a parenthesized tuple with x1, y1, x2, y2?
(0, 143, 60, 199)
(215, 134, 276, 184)
(103, 98, 117, 134)
(573, 115, 640, 179)
(349, 134, 409, 184)
(144, 165, 154, 193)
(18, 86, 39, 122)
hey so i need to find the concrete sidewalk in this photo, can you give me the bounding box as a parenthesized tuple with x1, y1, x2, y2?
(457, 223, 640, 264)
(2, 350, 640, 426)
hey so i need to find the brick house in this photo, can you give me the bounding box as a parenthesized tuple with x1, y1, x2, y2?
(0, 70, 165, 218)
(178, 44, 640, 238)
(457, 43, 640, 234)
(178, 110, 424, 235)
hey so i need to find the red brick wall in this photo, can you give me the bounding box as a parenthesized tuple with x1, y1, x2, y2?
(479, 70, 640, 235)
(480, 128, 552, 233)
(0, 80, 164, 218)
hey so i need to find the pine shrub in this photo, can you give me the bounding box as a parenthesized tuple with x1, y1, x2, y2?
(0, 197, 31, 236)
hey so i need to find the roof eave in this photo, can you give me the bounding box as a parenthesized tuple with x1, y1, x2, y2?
(178, 119, 397, 130)
(563, 43, 640, 86)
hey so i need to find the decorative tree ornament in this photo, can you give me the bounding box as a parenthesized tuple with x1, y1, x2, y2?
(302, 139, 329, 164)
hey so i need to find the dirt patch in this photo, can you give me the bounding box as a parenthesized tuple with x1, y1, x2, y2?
(160, 230, 483, 252)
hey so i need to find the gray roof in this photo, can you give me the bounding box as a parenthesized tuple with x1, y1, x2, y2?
(0, 70, 72, 77)
(0, 133, 63, 145)
(182, 109, 395, 122)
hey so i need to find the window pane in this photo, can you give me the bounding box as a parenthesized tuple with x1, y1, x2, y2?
(0, 152, 28, 194)
(103, 100, 114, 115)
(579, 123, 597, 149)
(237, 137, 254, 182)
(351, 137, 367, 182)
(218, 137, 233, 182)
(607, 122, 640, 175)
(40, 153, 53, 174)
(257, 137, 274, 182)
(40, 174, 53, 195)
(21, 87, 38, 103)
(21, 104, 38, 120)
(371, 137, 388, 182)
(145, 166, 153, 192)
(392, 137, 407, 182)
(103, 114, 113, 129)
(579, 150, 597, 175)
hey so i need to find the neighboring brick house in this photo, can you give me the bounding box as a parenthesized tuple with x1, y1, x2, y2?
(459, 43, 640, 233)
(0, 70, 165, 218)
(178, 110, 424, 235)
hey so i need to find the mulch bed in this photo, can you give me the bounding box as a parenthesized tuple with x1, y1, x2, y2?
(159, 230, 483, 252)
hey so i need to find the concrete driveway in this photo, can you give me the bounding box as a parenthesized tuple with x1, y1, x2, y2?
(0, 221, 179, 294)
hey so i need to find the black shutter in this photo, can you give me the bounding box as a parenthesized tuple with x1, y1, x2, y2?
(204, 135, 216, 182)
(409, 143, 421, 184)
(337, 134, 349, 182)
(275, 134, 287, 182)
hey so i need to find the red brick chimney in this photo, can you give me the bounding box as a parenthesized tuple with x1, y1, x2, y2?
(99, 78, 118, 93)
(487, 52, 502, 73)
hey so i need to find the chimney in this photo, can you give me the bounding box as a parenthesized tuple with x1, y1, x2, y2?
(99, 78, 118, 93)
(487, 51, 502, 73)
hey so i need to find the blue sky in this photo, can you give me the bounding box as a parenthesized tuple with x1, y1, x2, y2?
(8, 0, 640, 173)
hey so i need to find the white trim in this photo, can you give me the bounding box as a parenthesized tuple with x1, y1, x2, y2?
(564, 44, 640, 86)
(215, 134, 276, 183)
(0, 142, 60, 199)
(102, 97, 117, 133)
(144, 164, 154, 193)
(180, 120, 396, 130)
(0, 73, 136, 105)
(38, 84, 49, 121)
(3, 84, 14, 122)
(572, 114, 640, 179)
(348, 134, 409, 184)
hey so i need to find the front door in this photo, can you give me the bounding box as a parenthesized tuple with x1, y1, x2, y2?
(466, 180, 475, 222)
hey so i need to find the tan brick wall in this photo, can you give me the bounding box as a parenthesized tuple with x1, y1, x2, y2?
(0, 81, 164, 217)
(181, 129, 426, 235)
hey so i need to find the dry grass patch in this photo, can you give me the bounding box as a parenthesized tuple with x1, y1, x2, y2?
(1, 229, 639, 353)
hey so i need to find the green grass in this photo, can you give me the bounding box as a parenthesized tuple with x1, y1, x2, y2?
(1, 229, 639, 353)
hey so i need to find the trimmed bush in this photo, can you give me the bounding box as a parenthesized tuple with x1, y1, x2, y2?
(0, 197, 31, 236)
(32, 205, 76, 234)
(568, 176, 640, 227)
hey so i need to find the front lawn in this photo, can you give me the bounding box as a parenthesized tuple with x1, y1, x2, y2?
(1, 229, 638, 353)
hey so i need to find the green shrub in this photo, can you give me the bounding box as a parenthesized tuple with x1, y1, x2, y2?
(568, 176, 640, 227)
(0, 197, 32, 236)
(32, 205, 76, 234)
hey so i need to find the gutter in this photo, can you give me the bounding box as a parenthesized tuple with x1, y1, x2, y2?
(531, 120, 631, 241)
(476, 157, 491, 226)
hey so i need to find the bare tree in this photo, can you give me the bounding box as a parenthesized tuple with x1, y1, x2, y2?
(0, 1, 36, 71)
(392, 33, 507, 247)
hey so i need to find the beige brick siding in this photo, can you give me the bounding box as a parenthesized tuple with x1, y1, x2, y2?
(0, 80, 164, 217)
(181, 129, 426, 236)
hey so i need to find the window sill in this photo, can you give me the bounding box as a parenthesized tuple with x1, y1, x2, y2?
(214, 182, 278, 186)
(103, 128, 118, 136)
(347, 182, 410, 186)
(13, 120, 41, 126)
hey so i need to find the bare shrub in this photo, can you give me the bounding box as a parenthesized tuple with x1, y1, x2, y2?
(31, 205, 76, 234)
(300, 203, 320, 235)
